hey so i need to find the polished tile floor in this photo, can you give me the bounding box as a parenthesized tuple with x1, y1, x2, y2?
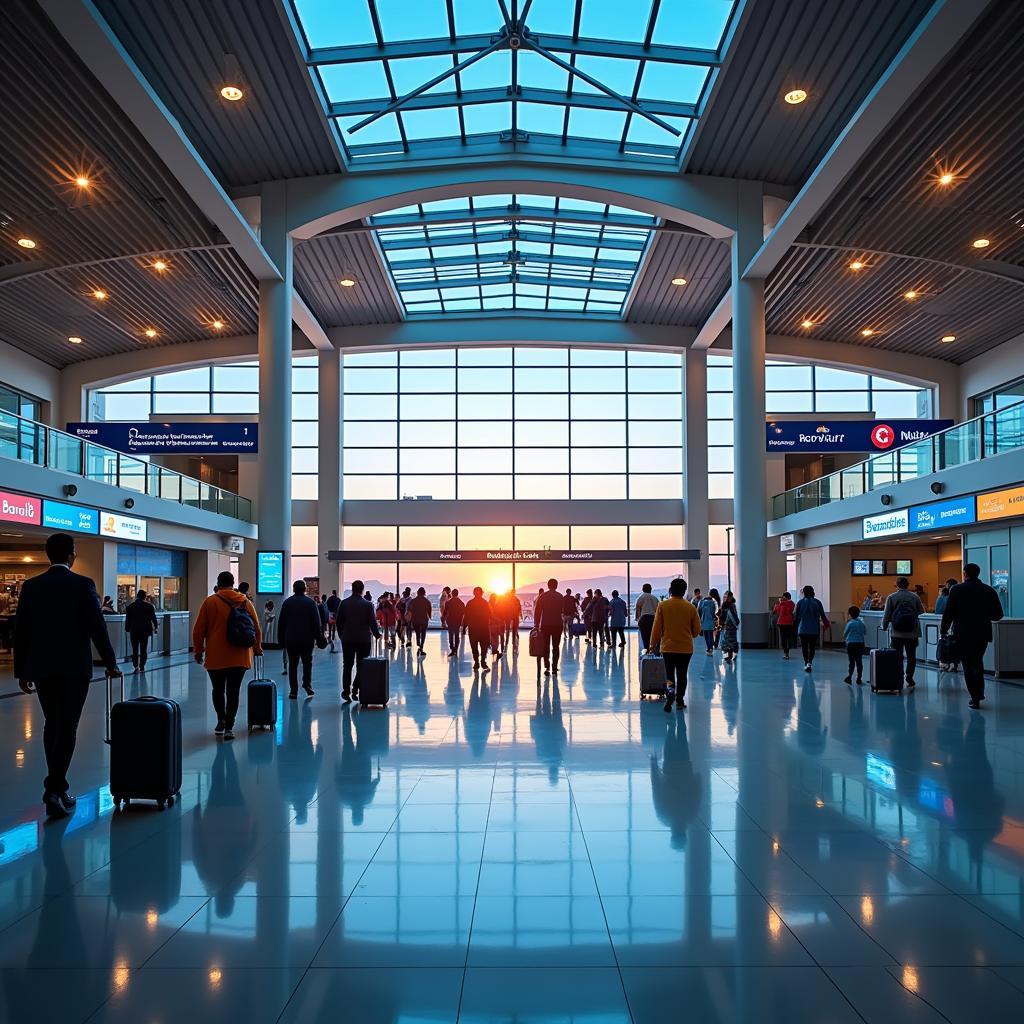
(1, 634, 1023, 1022)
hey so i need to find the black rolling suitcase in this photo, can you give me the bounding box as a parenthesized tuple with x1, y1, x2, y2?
(358, 638, 390, 707)
(247, 655, 277, 731)
(870, 646, 904, 694)
(107, 674, 182, 810)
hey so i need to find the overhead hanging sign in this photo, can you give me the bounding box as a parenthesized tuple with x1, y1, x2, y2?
(977, 484, 1024, 522)
(257, 550, 285, 594)
(66, 421, 259, 455)
(909, 495, 976, 533)
(0, 489, 41, 526)
(327, 549, 701, 563)
(766, 419, 953, 453)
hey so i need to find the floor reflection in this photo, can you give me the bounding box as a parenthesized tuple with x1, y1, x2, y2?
(0, 633, 1023, 1021)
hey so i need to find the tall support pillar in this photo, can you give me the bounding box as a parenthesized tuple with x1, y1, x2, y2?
(318, 347, 343, 596)
(251, 181, 293, 608)
(732, 184, 769, 644)
(684, 347, 709, 596)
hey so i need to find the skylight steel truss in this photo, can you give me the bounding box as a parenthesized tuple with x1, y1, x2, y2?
(290, 0, 737, 168)
(370, 193, 655, 316)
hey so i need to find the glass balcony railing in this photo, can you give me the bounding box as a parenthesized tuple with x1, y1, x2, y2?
(771, 399, 1024, 520)
(0, 409, 253, 523)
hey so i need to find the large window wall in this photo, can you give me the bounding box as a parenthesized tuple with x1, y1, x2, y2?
(342, 347, 683, 501)
(89, 358, 321, 499)
(707, 356, 931, 498)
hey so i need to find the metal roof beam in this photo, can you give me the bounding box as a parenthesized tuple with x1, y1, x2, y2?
(39, 0, 335, 351)
(371, 205, 656, 230)
(309, 34, 721, 67)
(330, 86, 697, 120)
(378, 228, 649, 252)
(743, 0, 995, 280)
(389, 251, 639, 272)
(395, 272, 631, 293)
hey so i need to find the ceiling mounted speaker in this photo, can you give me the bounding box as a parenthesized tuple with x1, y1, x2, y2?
(63, 484, 77, 497)
(880, 494, 893, 506)
(930, 482, 944, 494)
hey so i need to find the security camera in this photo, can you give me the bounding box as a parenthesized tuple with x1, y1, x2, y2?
(124, 498, 135, 509)
(930, 482, 944, 494)
(63, 484, 78, 497)
(880, 494, 893, 506)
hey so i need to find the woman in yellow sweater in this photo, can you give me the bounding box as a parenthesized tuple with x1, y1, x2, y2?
(650, 577, 703, 712)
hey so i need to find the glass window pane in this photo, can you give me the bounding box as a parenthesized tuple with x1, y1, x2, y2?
(571, 448, 626, 473)
(515, 393, 568, 419)
(400, 367, 456, 392)
(343, 525, 398, 550)
(401, 394, 453, 419)
(153, 367, 209, 391)
(515, 367, 568, 392)
(708, 421, 733, 444)
(293, 449, 318, 473)
(291, 525, 317, 554)
(708, 393, 733, 417)
(95, 393, 152, 419)
(873, 392, 922, 418)
(572, 420, 627, 446)
(515, 348, 568, 365)
(629, 474, 682, 498)
(459, 367, 511, 392)
(707, 366, 732, 390)
(344, 420, 396, 446)
(293, 367, 318, 392)
(628, 367, 681, 392)
(516, 421, 568, 446)
(399, 526, 456, 550)
(816, 367, 869, 389)
(400, 349, 456, 366)
(514, 448, 569, 473)
(571, 349, 625, 366)
(629, 393, 681, 419)
(400, 449, 455, 474)
(345, 367, 398, 393)
(400, 475, 455, 499)
(345, 351, 397, 367)
(214, 365, 259, 391)
(571, 367, 625, 391)
(573, 525, 627, 549)
(400, 421, 456, 447)
(708, 447, 734, 472)
(460, 393, 512, 419)
(344, 475, 396, 499)
(766, 364, 812, 390)
(459, 421, 512, 447)
(515, 525, 570, 548)
(213, 394, 259, 414)
(572, 394, 624, 419)
(291, 474, 318, 499)
(153, 393, 210, 414)
(629, 448, 682, 473)
(709, 473, 733, 498)
(516, 475, 569, 499)
(294, 395, 318, 420)
(458, 526, 514, 549)
(459, 475, 514, 499)
(573, 474, 626, 499)
(459, 348, 512, 365)
(346, 394, 396, 419)
(346, 449, 397, 473)
(460, 448, 513, 473)
(629, 420, 681, 444)
(816, 391, 869, 412)
(630, 524, 684, 549)
(766, 392, 813, 413)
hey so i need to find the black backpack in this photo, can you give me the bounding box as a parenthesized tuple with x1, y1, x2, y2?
(219, 595, 256, 648)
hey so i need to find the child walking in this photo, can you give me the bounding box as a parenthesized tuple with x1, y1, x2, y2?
(843, 605, 866, 685)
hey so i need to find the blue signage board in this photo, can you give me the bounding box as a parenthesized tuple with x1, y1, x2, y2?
(41, 499, 99, 534)
(766, 419, 953, 453)
(257, 551, 285, 594)
(66, 422, 258, 455)
(909, 495, 976, 534)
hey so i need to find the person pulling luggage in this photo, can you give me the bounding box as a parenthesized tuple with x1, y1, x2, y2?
(277, 579, 327, 699)
(650, 577, 701, 712)
(337, 580, 381, 703)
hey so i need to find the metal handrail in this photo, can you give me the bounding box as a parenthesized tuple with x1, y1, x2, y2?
(0, 409, 253, 522)
(770, 398, 1024, 520)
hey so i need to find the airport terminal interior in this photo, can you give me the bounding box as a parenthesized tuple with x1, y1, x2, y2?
(1, 0, 1024, 1020)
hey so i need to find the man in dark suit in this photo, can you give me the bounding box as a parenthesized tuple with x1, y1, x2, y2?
(337, 580, 381, 703)
(124, 590, 158, 671)
(14, 533, 122, 818)
(276, 579, 326, 699)
(940, 562, 1004, 709)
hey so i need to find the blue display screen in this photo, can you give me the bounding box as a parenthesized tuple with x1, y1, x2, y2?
(257, 551, 285, 594)
(41, 499, 99, 534)
(909, 495, 976, 533)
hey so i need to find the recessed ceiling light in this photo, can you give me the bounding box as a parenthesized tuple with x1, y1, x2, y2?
(784, 89, 807, 105)
(74, 175, 90, 188)
(144, 328, 157, 339)
(972, 238, 990, 249)
(941, 334, 956, 343)
(17, 237, 36, 249)
(92, 289, 107, 300)
(22, 556, 33, 563)
(861, 328, 875, 337)
(339, 277, 357, 288)
(152, 259, 168, 272)
(211, 319, 225, 330)
(800, 319, 815, 329)
(671, 277, 687, 286)
(67, 335, 83, 344)
(221, 85, 244, 102)
(938, 172, 954, 186)
(903, 290, 918, 300)
(848, 260, 865, 271)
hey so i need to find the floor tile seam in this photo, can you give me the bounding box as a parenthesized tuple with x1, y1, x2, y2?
(985, 963, 1024, 997)
(460, 761, 498, 975)
(883, 838, 978, 899)
(705, 830, 825, 903)
(133, 894, 212, 972)
(561, 766, 633, 1017)
(879, 963, 959, 1022)
(940, 888, 1024, 942)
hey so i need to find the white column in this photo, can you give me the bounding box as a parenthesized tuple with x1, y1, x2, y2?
(684, 347, 709, 595)
(318, 347, 343, 596)
(731, 183, 769, 643)
(251, 180, 293, 607)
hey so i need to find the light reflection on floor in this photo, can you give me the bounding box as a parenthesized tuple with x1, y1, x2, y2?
(1, 632, 1023, 1022)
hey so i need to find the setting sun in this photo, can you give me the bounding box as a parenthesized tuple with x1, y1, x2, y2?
(489, 575, 512, 594)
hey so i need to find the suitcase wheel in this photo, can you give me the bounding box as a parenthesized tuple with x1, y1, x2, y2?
(157, 799, 166, 810)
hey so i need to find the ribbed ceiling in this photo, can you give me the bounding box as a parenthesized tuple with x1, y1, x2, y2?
(294, 232, 402, 328)
(687, 0, 934, 184)
(626, 233, 730, 328)
(93, 0, 342, 188)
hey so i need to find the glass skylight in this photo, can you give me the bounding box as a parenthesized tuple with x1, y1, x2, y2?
(290, 0, 738, 167)
(369, 193, 656, 316)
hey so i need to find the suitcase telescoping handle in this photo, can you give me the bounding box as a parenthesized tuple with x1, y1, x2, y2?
(104, 669, 124, 745)
(253, 653, 264, 679)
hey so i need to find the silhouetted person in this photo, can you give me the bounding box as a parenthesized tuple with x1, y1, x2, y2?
(464, 586, 492, 671)
(445, 588, 465, 656)
(337, 579, 381, 702)
(277, 579, 326, 699)
(15, 532, 121, 818)
(534, 578, 566, 676)
(408, 587, 432, 656)
(650, 713, 701, 848)
(635, 583, 659, 651)
(941, 562, 1004, 709)
(124, 588, 158, 671)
